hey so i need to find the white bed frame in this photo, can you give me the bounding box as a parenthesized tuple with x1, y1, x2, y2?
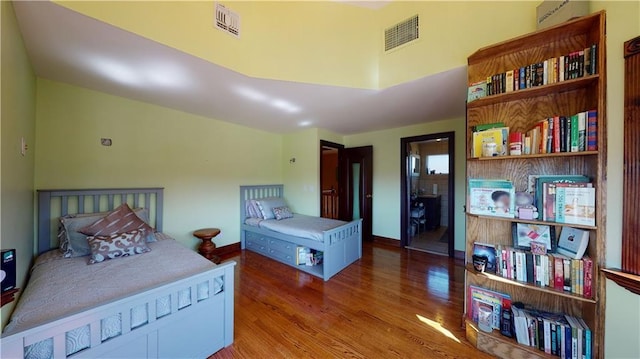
(1, 188, 235, 359)
(240, 185, 362, 281)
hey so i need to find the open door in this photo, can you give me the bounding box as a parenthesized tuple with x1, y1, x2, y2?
(343, 146, 373, 242)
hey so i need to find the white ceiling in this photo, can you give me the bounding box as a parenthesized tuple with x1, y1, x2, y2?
(13, 1, 467, 135)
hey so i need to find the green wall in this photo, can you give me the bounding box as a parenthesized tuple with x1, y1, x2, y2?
(344, 117, 466, 250)
(0, 1, 37, 328)
(34, 79, 283, 250)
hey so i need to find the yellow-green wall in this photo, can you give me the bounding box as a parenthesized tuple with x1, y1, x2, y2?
(589, 1, 640, 357)
(0, 0, 37, 328)
(282, 128, 344, 216)
(56, 0, 378, 89)
(34, 79, 283, 250)
(344, 117, 466, 250)
(376, 1, 540, 88)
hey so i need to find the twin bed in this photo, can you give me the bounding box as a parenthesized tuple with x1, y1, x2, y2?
(240, 185, 362, 281)
(1, 185, 361, 359)
(1, 188, 235, 359)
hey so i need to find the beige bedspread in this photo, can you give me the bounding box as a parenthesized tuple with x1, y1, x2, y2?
(3, 235, 217, 335)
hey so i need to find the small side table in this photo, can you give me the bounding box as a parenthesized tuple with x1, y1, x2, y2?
(193, 228, 221, 264)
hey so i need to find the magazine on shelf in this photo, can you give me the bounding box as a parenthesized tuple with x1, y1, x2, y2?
(468, 179, 515, 218)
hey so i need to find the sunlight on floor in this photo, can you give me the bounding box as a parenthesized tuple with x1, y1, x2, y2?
(416, 314, 461, 343)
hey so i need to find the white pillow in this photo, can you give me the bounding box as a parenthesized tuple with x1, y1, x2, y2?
(256, 197, 288, 220)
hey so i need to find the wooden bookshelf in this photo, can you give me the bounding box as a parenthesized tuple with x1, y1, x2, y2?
(466, 264, 596, 303)
(464, 11, 606, 359)
(468, 151, 598, 161)
(466, 213, 598, 230)
(465, 319, 556, 359)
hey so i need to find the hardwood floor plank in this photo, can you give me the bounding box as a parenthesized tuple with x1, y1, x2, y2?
(211, 242, 493, 358)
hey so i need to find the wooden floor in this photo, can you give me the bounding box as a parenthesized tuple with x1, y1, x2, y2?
(211, 241, 492, 359)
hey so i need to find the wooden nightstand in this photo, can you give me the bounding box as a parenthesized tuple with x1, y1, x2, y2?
(193, 228, 221, 264)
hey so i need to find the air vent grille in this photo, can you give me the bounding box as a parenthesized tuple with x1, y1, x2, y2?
(215, 3, 240, 38)
(385, 15, 418, 52)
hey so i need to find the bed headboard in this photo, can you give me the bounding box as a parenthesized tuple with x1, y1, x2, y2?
(239, 185, 283, 220)
(37, 188, 164, 254)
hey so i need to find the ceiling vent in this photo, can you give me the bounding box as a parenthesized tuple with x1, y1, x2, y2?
(384, 15, 418, 52)
(215, 3, 240, 38)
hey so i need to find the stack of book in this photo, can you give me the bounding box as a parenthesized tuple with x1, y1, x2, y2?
(512, 307, 592, 358)
(529, 174, 596, 226)
(296, 247, 324, 266)
(508, 110, 598, 156)
(493, 245, 594, 299)
(467, 43, 598, 101)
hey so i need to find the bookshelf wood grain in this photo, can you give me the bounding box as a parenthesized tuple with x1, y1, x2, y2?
(466, 264, 597, 303)
(465, 319, 556, 359)
(465, 213, 598, 230)
(468, 151, 598, 161)
(467, 75, 599, 108)
(464, 11, 606, 359)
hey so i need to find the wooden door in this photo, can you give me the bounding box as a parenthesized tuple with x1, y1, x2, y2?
(343, 146, 373, 242)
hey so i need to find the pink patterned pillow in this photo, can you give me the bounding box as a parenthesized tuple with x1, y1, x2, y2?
(87, 229, 151, 264)
(272, 206, 293, 220)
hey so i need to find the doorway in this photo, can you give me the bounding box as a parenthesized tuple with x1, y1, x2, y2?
(400, 132, 455, 257)
(319, 142, 373, 242)
(320, 141, 343, 219)
(343, 146, 373, 242)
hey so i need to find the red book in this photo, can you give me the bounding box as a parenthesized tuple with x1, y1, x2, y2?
(553, 116, 561, 153)
(583, 256, 593, 299)
(552, 254, 565, 291)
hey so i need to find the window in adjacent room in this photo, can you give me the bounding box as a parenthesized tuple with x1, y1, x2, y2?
(426, 154, 449, 174)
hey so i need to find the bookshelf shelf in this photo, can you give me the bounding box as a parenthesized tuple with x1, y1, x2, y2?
(465, 264, 597, 303)
(465, 213, 597, 230)
(464, 11, 606, 359)
(467, 75, 599, 108)
(467, 151, 598, 161)
(465, 319, 556, 359)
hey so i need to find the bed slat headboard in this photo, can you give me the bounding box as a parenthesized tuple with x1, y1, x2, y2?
(37, 188, 164, 254)
(239, 185, 283, 220)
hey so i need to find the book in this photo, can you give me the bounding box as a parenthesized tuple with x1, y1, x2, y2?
(467, 81, 487, 102)
(530, 174, 590, 212)
(468, 285, 511, 329)
(587, 110, 598, 151)
(556, 186, 596, 226)
(468, 179, 515, 218)
(473, 122, 505, 132)
(473, 242, 497, 273)
(471, 127, 509, 157)
(578, 111, 587, 151)
(583, 256, 593, 299)
(570, 114, 579, 152)
(505, 70, 514, 92)
(557, 227, 590, 259)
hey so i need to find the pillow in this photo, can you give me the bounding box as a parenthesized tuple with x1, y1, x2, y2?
(87, 229, 151, 264)
(255, 197, 288, 220)
(59, 207, 154, 257)
(272, 206, 293, 220)
(59, 212, 112, 258)
(79, 203, 155, 241)
(245, 199, 262, 219)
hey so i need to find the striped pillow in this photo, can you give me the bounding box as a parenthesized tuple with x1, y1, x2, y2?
(79, 203, 155, 240)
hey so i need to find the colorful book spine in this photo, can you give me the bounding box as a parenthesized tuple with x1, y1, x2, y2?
(570, 114, 579, 152)
(587, 110, 598, 151)
(583, 256, 593, 299)
(578, 111, 587, 151)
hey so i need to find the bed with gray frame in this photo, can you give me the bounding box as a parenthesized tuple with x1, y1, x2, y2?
(1, 188, 235, 359)
(240, 185, 362, 281)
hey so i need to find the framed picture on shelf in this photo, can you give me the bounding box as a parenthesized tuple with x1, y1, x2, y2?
(511, 223, 556, 252)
